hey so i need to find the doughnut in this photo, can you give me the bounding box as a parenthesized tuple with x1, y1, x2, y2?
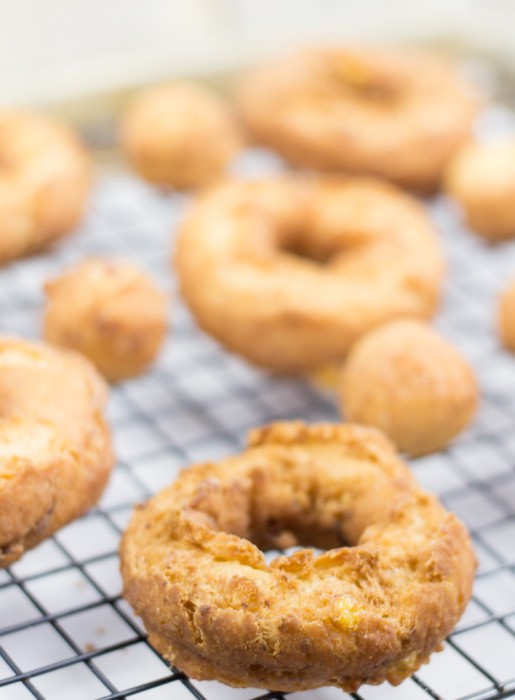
(0, 110, 91, 264)
(176, 175, 445, 373)
(445, 139, 515, 241)
(340, 320, 478, 456)
(0, 337, 113, 568)
(237, 48, 478, 191)
(121, 82, 240, 189)
(120, 421, 475, 692)
(498, 278, 515, 351)
(44, 258, 169, 382)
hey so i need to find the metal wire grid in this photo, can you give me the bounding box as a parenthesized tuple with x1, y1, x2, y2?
(1, 142, 515, 700)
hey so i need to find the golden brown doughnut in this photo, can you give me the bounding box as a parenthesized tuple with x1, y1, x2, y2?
(237, 48, 478, 191)
(120, 421, 475, 692)
(44, 258, 168, 382)
(445, 139, 515, 241)
(498, 278, 515, 351)
(176, 175, 444, 373)
(0, 111, 91, 264)
(0, 336, 113, 568)
(340, 320, 478, 456)
(121, 82, 240, 189)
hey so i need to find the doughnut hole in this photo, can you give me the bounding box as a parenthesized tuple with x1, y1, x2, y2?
(121, 82, 241, 189)
(339, 320, 478, 457)
(445, 139, 515, 241)
(43, 258, 168, 382)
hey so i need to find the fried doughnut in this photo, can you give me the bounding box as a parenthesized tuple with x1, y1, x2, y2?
(0, 337, 113, 568)
(176, 175, 444, 373)
(121, 421, 475, 692)
(498, 278, 515, 352)
(121, 82, 240, 189)
(340, 320, 478, 456)
(237, 48, 477, 191)
(0, 111, 91, 264)
(43, 258, 168, 382)
(445, 139, 515, 241)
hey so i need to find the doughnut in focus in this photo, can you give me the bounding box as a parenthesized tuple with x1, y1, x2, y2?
(445, 139, 515, 241)
(120, 421, 475, 692)
(121, 82, 240, 189)
(176, 175, 444, 373)
(340, 320, 478, 456)
(0, 111, 91, 264)
(44, 258, 168, 382)
(0, 337, 113, 568)
(237, 48, 478, 191)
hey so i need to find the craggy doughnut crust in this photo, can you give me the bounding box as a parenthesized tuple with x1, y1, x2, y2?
(0, 111, 91, 264)
(340, 320, 478, 457)
(121, 82, 240, 189)
(44, 258, 168, 382)
(445, 139, 515, 241)
(120, 422, 475, 692)
(176, 176, 445, 373)
(0, 337, 114, 568)
(237, 48, 478, 191)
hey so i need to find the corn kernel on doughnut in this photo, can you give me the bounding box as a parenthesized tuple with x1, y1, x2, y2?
(445, 139, 515, 241)
(340, 320, 478, 456)
(44, 258, 168, 382)
(0, 111, 91, 264)
(237, 48, 478, 191)
(0, 337, 113, 568)
(120, 421, 475, 692)
(176, 175, 444, 374)
(121, 82, 240, 189)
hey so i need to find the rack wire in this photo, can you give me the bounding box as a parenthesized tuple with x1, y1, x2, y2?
(1, 133, 515, 700)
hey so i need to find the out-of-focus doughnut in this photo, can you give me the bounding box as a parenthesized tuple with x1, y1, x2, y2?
(176, 176, 445, 373)
(121, 82, 240, 189)
(0, 337, 113, 568)
(0, 111, 91, 264)
(340, 320, 478, 456)
(498, 277, 515, 351)
(445, 139, 515, 241)
(237, 48, 478, 191)
(44, 258, 169, 382)
(120, 421, 476, 692)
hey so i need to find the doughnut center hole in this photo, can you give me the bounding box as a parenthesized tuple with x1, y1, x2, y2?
(255, 513, 350, 552)
(278, 230, 338, 266)
(329, 60, 401, 104)
(245, 478, 355, 551)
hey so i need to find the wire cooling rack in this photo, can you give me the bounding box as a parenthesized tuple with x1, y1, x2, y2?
(2, 118, 515, 700)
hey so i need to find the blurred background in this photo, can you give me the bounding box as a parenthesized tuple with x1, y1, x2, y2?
(1, 0, 513, 108)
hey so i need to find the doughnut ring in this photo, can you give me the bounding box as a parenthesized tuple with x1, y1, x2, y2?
(0, 111, 91, 264)
(0, 337, 114, 568)
(237, 48, 478, 191)
(176, 175, 445, 373)
(120, 421, 475, 692)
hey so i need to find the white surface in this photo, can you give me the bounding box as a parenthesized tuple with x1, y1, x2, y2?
(0, 0, 513, 105)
